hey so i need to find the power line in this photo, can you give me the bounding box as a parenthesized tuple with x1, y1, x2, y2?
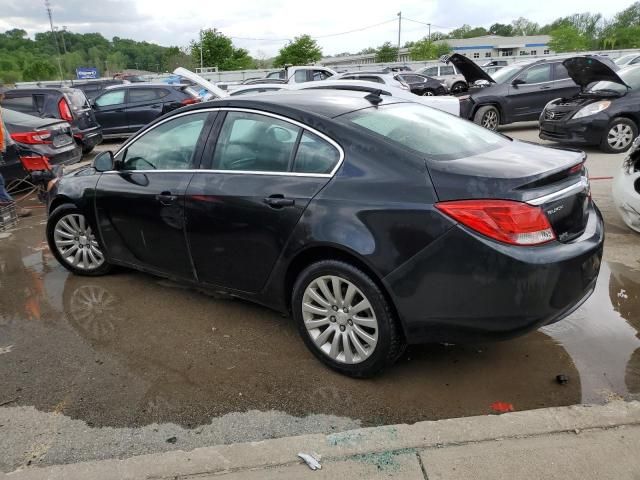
(403, 17, 454, 31)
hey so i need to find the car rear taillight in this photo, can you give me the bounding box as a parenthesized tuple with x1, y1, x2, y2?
(436, 199, 556, 246)
(58, 98, 73, 121)
(181, 98, 200, 105)
(10, 130, 53, 144)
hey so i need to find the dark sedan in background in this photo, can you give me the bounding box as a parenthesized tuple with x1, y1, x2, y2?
(540, 58, 640, 153)
(45, 90, 603, 377)
(2, 87, 102, 154)
(0, 108, 81, 183)
(91, 83, 200, 137)
(395, 73, 448, 96)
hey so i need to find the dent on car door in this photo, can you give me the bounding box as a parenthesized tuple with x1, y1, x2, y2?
(93, 89, 128, 134)
(507, 63, 553, 121)
(185, 110, 342, 293)
(95, 111, 215, 279)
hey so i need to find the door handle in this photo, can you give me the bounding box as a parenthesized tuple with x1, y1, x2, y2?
(263, 195, 295, 208)
(114, 108, 124, 112)
(156, 191, 177, 205)
(539, 86, 552, 90)
(150, 104, 160, 108)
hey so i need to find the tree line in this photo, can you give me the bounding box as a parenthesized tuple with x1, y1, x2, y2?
(1, 2, 639, 83)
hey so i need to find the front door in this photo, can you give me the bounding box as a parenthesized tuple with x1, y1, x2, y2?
(93, 88, 129, 135)
(185, 110, 341, 293)
(506, 63, 555, 121)
(95, 111, 214, 280)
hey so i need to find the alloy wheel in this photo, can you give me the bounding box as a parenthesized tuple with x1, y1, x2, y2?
(482, 110, 498, 130)
(607, 124, 634, 151)
(302, 275, 379, 364)
(53, 213, 105, 270)
(423, 90, 435, 96)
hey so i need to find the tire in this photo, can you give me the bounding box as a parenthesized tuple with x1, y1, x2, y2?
(46, 203, 112, 276)
(82, 145, 95, 155)
(474, 105, 500, 131)
(600, 117, 638, 154)
(292, 260, 405, 378)
(422, 89, 435, 96)
(451, 82, 467, 93)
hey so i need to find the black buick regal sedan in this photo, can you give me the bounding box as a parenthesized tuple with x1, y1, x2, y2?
(45, 90, 604, 377)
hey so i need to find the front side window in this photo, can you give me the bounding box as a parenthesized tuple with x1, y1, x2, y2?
(213, 111, 300, 172)
(293, 131, 340, 174)
(421, 66, 438, 76)
(339, 103, 508, 161)
(312, 70, 332, 81)
(516, 63, 551, 84)
(119, 112, 209, 170)
(95, 90, 126, 107)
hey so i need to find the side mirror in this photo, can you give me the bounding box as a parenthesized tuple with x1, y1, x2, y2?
(93, 151, 115, 172)
(511, 78, 526, 86)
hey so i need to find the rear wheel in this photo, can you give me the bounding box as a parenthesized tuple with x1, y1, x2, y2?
(601, 117, 637, 153)
(422, 89, 435, 96)
(474, 105, 500, 131)
(47, 204, 112, 276)
(292, 260, 405, 377)
(451, 82, 467, 93)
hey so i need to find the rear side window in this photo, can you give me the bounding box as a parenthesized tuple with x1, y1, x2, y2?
(552, 63, 570, 80)
(422, 67, 438, 76)
(440, 66, 454, 75)
(293, 131, 340, 174)
(2, 95, 36, 114)
(340, 103, 508, 161)
(129, 88, 160, 102)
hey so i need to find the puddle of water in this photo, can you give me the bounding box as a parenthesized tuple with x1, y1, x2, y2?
(0, 218, 639, 429)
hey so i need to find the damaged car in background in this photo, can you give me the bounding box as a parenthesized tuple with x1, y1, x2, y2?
(612, 137, 640, 232)
(540, 57, 640, 153)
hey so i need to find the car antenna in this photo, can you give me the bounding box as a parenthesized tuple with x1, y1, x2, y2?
(364, 90, 383, 105)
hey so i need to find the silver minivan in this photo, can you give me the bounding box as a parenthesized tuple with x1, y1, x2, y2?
(417, 64, 468, 93)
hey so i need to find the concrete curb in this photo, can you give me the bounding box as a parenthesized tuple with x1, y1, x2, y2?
(6, 401, 640, 480)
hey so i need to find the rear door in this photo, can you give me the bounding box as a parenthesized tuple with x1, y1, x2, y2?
(95, 111, 215, 279)
(126, 87, 165, 132)
(93, 88, 129, 135)
(506, 63, 555, 121)
(185, 110, 342, 292)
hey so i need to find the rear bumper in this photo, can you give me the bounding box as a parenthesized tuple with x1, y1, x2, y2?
(383, 202, 604, 344)
(539, 114, 609, 146)
(72, 127, 103, 149)
(37, 144, 83, 166)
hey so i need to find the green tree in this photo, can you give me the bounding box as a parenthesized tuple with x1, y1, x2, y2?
(549, 25, 589, 52)
(358, 47, 376, 54)
(22, 59, 57, 81)
(448, 24, 472, 39)
(511, 17, 540, 35)
(429, 32, 448, 41)
(191, 28, 255, 71)
(489, 23, 513, 36)
(273, 34, 322, 67)
(613, 1, 640, 28)
(409, 38, 451, 60)
(375, 42, 398, 62)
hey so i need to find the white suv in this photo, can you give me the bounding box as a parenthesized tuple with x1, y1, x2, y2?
(417, 64, 468, 93)
(333, 71, 410, 90)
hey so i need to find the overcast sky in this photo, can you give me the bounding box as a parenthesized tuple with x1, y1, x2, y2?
(0, 0, 635, 57)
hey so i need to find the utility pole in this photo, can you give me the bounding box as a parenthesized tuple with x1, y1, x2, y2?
(397, 11, 402, 62)
(44, 0, 64, 80)
(428, 23, 431, 42)
(200, 29, 204, 71)
(60, 25, 67, 54)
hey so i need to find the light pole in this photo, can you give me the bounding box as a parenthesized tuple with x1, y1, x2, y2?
(44, 0, 64, 80)
(397, 11, 402, 62)
(200, 29, 204, 71)
(428, 23, 431, 42)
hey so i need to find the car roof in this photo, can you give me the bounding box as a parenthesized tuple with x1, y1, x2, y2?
(190, 89, 404, 120)
(5, 87, 79, 95)
(104, 83, 184, 90)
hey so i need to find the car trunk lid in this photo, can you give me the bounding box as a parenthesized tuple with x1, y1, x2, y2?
(63, 89, 98, 130)
(563, 56, 629, 90)
(428, 140, 590, 243)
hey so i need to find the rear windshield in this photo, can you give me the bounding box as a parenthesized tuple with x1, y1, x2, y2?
(65, 90, 90, 110)
(338, 103, 508, 161)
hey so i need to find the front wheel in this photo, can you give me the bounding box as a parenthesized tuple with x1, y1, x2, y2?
(292, 260, 405, 377)
(451, 82, 467, 93)
(601, 117, 638, 153)
(422, 89, 435, 96)
(474, 105, 500, 131)
(46, 204, 112, 276)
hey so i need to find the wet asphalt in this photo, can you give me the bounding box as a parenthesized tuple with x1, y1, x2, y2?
(0, 127, 639, 470)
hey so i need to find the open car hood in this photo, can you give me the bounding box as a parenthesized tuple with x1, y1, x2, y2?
(173, 67, 229, 99)
(441, 54, 495, 84)
(562, 56, 629, 89)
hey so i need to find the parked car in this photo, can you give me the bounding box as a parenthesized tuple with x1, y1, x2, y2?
(416, 63, 468, 93)
(45, 90, 603, 377)
(445, 53, 586, 130)
(383, 66, 413, 72)
(394, 73, 449, 96)
(90, 83, 200, 137)
(614, 53, 640, 67)
(482, 60, 508, 67)
(2, 87, 102, 154)
(260, 66, 336, 84)
(483, 65, 504, 76)
(334, 71, 410, 90)
(72, 79, 125, 100)
(0, 108, 81, 182)
(540, 59, 640, 153)
(612, 137, 640, 232)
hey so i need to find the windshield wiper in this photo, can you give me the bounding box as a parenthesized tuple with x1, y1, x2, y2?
(587, 88, 624, 95)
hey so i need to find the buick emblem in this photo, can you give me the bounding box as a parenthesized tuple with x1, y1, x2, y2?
(547, 111, 555, 119)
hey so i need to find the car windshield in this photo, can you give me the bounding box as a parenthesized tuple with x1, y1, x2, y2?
(614, 54, 637, 65)
(338, 103, 508, 161)
(587, 66, 640, 93)
(490, 64, 523, 83)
